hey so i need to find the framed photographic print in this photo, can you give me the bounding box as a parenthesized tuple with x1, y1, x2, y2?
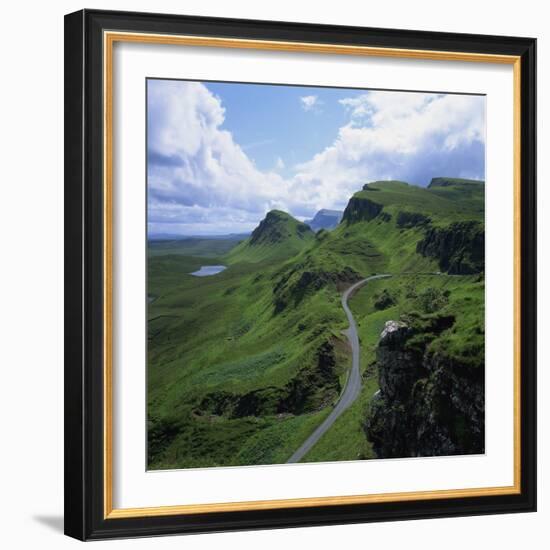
(64, 9, 537, 540)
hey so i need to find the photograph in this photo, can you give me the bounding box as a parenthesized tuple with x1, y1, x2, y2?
(60, 6, 537, 541)
(146, 79, 486, 470)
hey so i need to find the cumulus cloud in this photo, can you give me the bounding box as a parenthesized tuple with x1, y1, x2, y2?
(300, 95, 322, 112)
(147, 80, 293, 234)
(295, 91, 485, 200)
(148, 82, 485, 235)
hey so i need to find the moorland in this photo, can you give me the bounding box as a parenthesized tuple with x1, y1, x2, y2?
(147, 177, 485, 469)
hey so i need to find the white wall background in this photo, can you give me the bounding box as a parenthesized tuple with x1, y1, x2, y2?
(0, 0, 546, 547)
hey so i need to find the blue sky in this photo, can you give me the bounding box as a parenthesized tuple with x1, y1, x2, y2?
(205, 82, 364, 176)
(147, 79, 485, 236)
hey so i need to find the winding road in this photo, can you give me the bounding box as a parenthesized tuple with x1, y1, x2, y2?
(286, 273, 392, 463)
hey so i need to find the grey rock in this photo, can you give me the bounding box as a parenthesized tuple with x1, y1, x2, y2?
(364, 315, 484, 459)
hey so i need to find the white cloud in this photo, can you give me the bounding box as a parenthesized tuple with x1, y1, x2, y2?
(339, 96, 375, 119)
(294, 91, 485, 199)
(148, 81, 330, 234)
(300, 95, 321, 112)
(147, 80, 293, 233)
(148, 83, 485, 235)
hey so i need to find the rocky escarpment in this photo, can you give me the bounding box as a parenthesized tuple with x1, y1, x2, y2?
(342, 196, 383, 224)
(396, 211, 431, 229)
(272, 263, 360, 314)
(364, 315, 484, 458)
(195, 340, 341, 418)
(416, 221, 484, 274)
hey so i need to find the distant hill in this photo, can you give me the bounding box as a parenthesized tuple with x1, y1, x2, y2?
(148, 236, 246, 258)
(304, 209, 343, 232)
(226, 210, 315, 263)
(149, 233, 250, 241)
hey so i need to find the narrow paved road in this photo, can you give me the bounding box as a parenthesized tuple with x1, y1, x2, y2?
(286, 273, 392, 464)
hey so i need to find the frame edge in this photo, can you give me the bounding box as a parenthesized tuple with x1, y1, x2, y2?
(64, 9, 87, 542)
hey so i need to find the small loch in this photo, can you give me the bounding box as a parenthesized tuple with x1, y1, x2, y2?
(190, 265, 227, 277)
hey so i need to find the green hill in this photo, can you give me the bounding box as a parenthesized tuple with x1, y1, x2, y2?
(428, 176, 485, 188)
(285, 178, 484, 283)
(351, 179, 484, 222)
(226, 210, 315, 264)
(426, 177, 485, 212)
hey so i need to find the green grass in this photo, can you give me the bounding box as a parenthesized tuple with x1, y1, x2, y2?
(299, 273, 484, 464)
(147, 247, 350, 468)
(235, 409, 332, 465)
(226, 210, 315, 264)
(350, 273, 484, 371)
(301, 377, 378, 463)
(356, 180, 484, 223)
(147, 178, 485, 469)
(151, 408, 333, 469)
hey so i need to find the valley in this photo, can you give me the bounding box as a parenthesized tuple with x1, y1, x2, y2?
(147, 178, 485, 469)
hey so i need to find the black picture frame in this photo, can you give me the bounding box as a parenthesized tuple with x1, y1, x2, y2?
(64, 8, 537, 541)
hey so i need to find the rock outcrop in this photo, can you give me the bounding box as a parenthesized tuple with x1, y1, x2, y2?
(364, 315, 484, 458)
(342, 196, 383, 224)
(272, 264, 360, 314)
(416, 221, 484, 274)
(396, 211, 431, 229)
(374, 289, 397, 310)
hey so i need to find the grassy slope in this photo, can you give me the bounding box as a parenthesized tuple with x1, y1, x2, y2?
(148, 215, 347, 469)
(148, 256, 349, 468)
(358, 180, 483, 224)
(302, 273, 484, 463)
(427, 178, 485, 214)
(289, 180, 484, 282)
(148, 180, 485, 468)
(302, 376, 379, 462)
(293, 180, 484, 463)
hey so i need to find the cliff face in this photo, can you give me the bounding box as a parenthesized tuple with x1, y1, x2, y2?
(364, 315, 484, 458)
(396, 211, 431, 229)
(416, 221, 484, 274)
(342, 196, 383, 224)
(272, 264, 359, 313)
